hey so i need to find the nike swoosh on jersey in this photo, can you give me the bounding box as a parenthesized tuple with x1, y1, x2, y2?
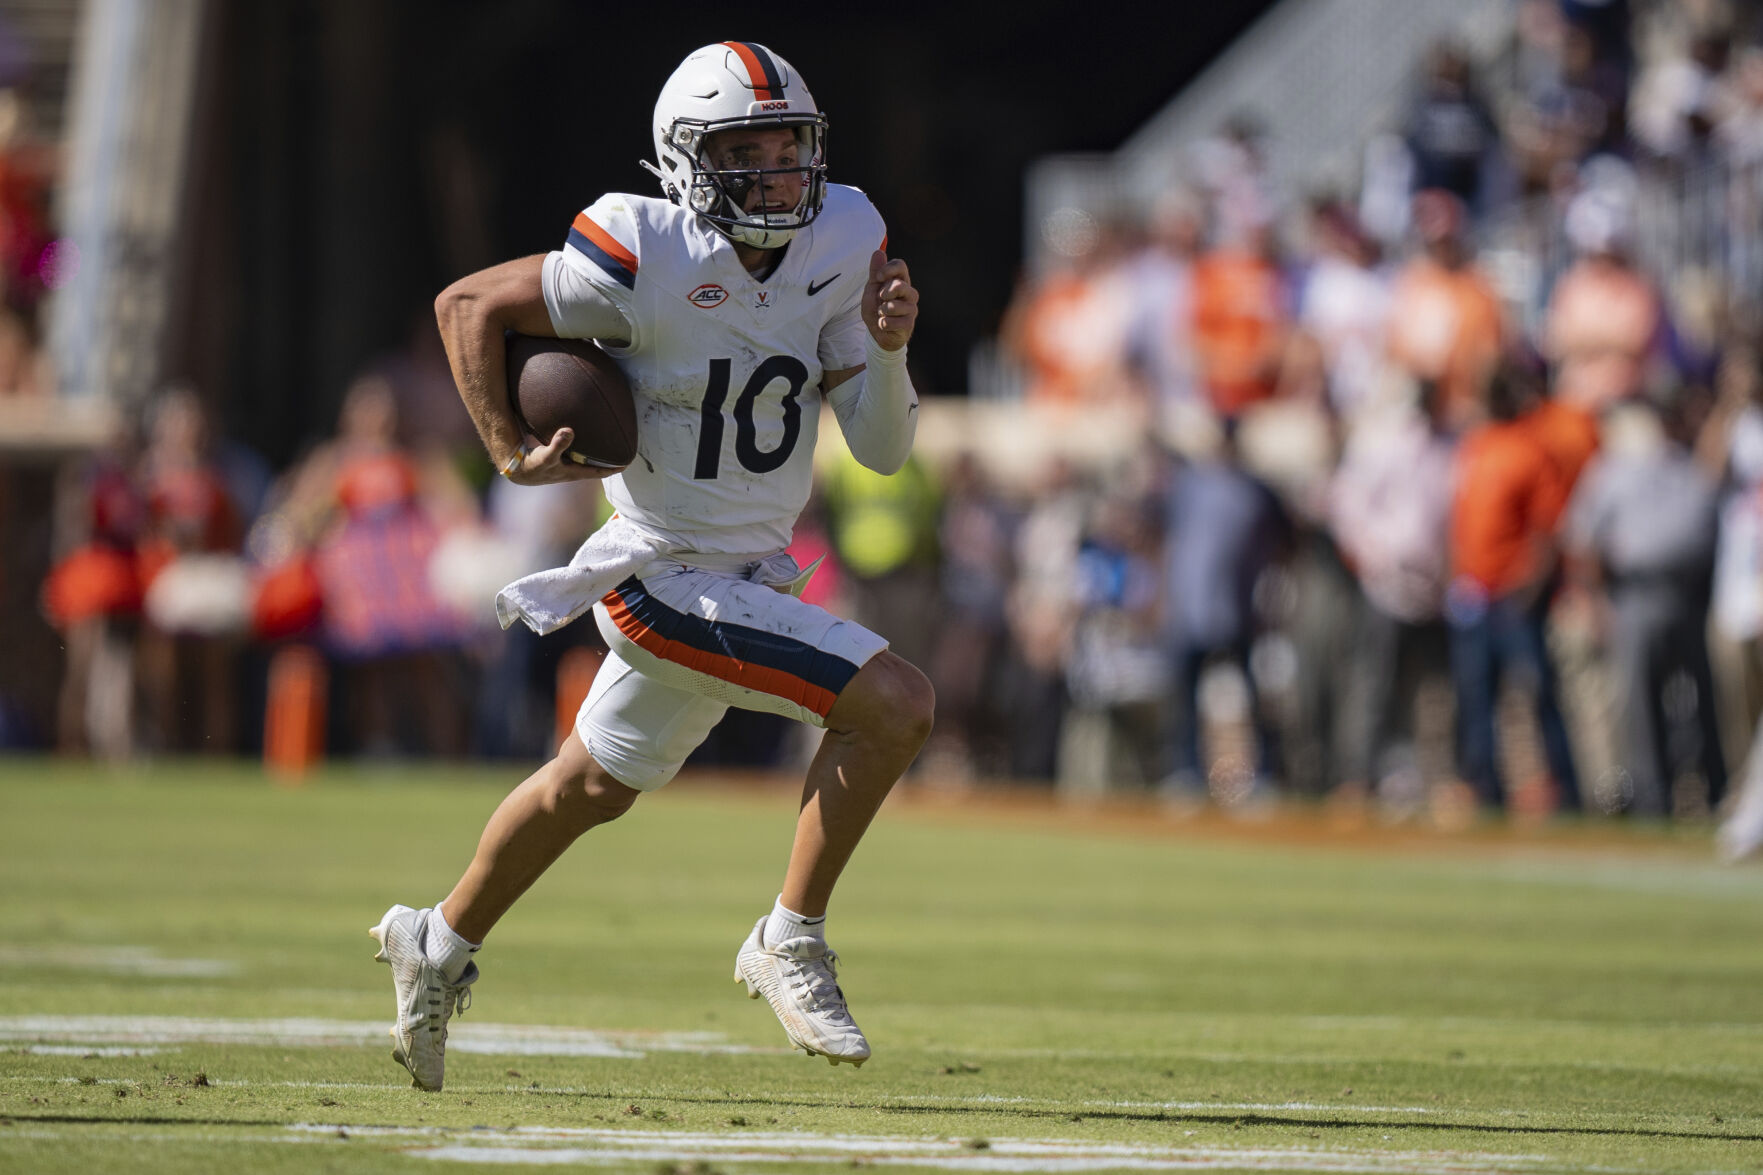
(806, 273, 841, 296)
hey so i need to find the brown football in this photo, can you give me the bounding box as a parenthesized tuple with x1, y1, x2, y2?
(505, 334, 638, 471)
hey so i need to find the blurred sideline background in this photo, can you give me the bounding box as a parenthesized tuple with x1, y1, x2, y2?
(5, 0, 1763, 851)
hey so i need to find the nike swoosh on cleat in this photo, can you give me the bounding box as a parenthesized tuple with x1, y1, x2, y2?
(806, 273, 841, 296)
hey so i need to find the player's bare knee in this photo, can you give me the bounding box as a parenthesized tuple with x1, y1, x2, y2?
(889, 659, 936, 750)
(836, 653, 935, 751)
(577, 765, 640, 824)
(543, 750, 639, 832)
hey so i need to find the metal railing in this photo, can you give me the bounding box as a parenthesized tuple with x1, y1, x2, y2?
(1480, 152, 1763, 337)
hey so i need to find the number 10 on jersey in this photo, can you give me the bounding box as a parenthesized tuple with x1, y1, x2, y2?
(693, 356, 811, 479)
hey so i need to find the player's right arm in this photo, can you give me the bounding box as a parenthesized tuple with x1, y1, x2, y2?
(436, 255, 586, 484)
(439, 197, 644, 484)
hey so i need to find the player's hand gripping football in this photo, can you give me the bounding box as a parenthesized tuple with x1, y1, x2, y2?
(504, 427, 613, 486)
(862, 249, 918, 352)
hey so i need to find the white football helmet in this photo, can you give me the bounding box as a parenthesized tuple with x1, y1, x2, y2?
(643, 42, 828, 250)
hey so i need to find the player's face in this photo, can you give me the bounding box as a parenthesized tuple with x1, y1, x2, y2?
(704, 126, 804, 216)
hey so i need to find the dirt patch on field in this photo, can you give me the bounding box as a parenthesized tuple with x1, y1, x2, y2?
(668, 770, 1718, 863)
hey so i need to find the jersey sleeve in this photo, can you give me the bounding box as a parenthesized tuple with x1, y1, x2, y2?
(817, 301, 868, 371)
(542, 253, 634, 344)
(545, 193, 644, 348)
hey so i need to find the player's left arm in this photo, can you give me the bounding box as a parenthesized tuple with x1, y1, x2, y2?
(824, 249, 920, 474)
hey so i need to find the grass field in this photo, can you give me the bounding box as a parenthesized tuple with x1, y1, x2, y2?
(1, 758, 1760, 1174)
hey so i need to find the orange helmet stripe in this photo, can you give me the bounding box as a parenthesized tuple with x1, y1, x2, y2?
(722, 40, 781, 101)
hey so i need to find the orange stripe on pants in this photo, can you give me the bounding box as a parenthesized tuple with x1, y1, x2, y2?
(602, 591, 838, 718)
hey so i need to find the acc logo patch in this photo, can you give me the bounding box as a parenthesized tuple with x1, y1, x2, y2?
(688, 283, 728, 308)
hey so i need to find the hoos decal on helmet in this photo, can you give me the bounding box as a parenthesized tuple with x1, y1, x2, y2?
(641, 41, 828, 250)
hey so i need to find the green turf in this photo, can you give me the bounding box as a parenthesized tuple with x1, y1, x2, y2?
(1, 758, 1760, 1174)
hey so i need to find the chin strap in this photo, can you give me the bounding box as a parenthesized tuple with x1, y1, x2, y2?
(643, 157, 751, 233)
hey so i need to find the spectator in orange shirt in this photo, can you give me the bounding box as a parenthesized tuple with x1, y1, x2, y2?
(43, 434, 147, 757)
(1387, 190, 1507, 432)
(1002, 225, 1137, 405)
(1525, 388, 1602, 526)
(277, 374, 476, 755)
(1448, 363, 1582, 813)
(1191, 223, 1289, 419)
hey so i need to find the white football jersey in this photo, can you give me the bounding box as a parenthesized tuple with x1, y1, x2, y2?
(540, 182, 885, 557)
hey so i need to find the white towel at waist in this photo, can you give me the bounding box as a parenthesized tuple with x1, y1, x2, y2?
(495, 514, 807, 635)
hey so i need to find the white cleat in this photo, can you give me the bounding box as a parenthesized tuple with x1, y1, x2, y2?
(734, 916, 870, 1067)
(368, 904, 477, 1091)
(1718, 782, 1763, 863)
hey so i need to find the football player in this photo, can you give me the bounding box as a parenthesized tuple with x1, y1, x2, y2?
(369, 42, 930, 1090)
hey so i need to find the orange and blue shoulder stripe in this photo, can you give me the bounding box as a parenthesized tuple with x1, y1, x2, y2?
(567, 212, 638, 290)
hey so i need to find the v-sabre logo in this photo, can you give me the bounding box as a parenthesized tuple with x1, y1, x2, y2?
(688, 283, 728, 308)
(753, 290, 773, 311)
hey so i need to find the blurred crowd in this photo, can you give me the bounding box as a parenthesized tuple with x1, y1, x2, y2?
(40, 328, 623, 766)
(30, 1, 1763, 854)
(978, 0, 1763, 846)
(0, 86, 58, 400)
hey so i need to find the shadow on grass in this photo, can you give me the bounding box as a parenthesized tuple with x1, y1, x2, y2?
(8, 1115, 295, 1128)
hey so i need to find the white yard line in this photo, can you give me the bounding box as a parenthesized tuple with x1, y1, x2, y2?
(1289, 1015, 1763, 1035)
(0, 946, 237, 978)
(0, 1015, 783, 1058)
(6, 1045, 170, 1057)
(406, 1144, 1525, 1173)
(0, 1077, 412, 1091)
(293, 1124, 1560, 1174)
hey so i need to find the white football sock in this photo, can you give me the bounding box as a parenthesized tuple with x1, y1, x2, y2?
(426, 904, 480, 983)
(763, 896, 826, 948)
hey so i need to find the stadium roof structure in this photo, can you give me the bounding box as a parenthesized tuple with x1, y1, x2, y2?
(1023, 0, 1506, 269)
